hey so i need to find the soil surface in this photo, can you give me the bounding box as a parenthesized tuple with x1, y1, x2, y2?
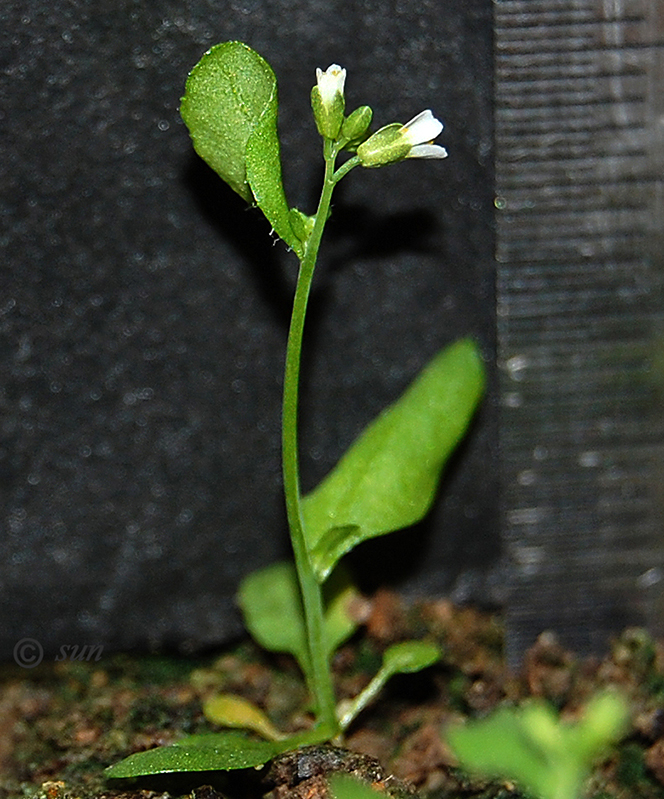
(2, 592, 664, 799)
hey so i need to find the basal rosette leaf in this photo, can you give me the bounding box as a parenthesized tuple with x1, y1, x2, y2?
(105, 731, 283, 776)
(237, 561, 310, 677)
(237, 561, 359, 680)
(302, 338, 485, 581)
(180, 41, 302, 255)
(203, 694, 286, 741)
(337, 640, 440, 730)
(105, 728, 329, 778)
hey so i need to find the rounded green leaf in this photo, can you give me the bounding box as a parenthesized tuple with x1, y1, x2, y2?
(180, 42, 273, 202)
(237, 562, 359, 679)
(575, 691, 628, 757)
(381, 640, 441, 674)
(180, 41, 302, 255)
(237, 561, 309, 675)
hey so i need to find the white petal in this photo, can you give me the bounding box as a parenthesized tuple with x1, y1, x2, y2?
(316, 64, 346, 106)
(406, 143, 449, 159)
(401, 110, 444, 146)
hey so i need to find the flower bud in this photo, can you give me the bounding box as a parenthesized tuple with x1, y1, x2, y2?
(311, 64, 346, 140)
(289, 208, 316, 243)
(356, 123, 410, 167)
(341, 105, 373, 143)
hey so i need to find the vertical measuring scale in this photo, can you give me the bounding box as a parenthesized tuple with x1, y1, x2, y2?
(496, 0, 664, 662)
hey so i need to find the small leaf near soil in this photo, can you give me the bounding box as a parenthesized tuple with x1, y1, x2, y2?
(105, 730, 285, 776)
(238, 561, 310, 676)
(330, 773, 388, 799)
(381, 640, 441, 674)
(338, 640, 441, 730)
(203, 694, 286, 740)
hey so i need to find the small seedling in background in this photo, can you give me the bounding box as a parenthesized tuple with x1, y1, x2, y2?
(446, 691, 629, 799)
(330, 773, 392, 799)
(106, 41, 484, 779)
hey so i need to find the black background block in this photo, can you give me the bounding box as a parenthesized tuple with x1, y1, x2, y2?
(0, 0, 496, 659)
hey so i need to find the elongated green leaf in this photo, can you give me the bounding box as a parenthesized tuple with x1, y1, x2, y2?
(180, 41, 302, 255)
(302, 338, 485, 581)
(245, 96, 303, 253)
(105, 728, 329, 778)
(105, 731, 281, 776)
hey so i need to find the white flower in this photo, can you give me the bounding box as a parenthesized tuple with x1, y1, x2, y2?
(357, 108, 448, 167)
(311, 64, 347, 139)
(401, 110, 448, 159)
(315, 64, 346, 107)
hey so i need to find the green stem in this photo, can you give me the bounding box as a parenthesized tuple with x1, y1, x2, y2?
(282, 146, 355, 731)
(337, 662, 390, 731)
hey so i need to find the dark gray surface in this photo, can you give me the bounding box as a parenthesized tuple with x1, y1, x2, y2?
(1, 1, 496, 659)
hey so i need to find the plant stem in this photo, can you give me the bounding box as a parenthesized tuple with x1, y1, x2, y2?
(281, 146, 354, 731)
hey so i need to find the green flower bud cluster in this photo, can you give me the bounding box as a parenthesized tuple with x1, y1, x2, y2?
(311, 66, 447, 169)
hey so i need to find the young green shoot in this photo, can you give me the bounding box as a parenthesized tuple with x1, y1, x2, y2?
(446, 691, 629, 799)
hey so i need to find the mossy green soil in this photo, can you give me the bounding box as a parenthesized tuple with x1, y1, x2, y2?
(2, 593, 664, 799)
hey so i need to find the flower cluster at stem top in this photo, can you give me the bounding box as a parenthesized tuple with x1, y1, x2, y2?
(312, 64, 448, 167)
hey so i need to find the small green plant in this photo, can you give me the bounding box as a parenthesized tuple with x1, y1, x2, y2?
(446, 691, 629, 799)
(106, 41, 485, 779)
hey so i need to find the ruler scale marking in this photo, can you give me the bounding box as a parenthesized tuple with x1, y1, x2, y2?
(496, 0, 664, 661)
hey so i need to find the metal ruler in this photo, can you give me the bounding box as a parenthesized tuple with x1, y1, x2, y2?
(496, 0, 664, 663)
